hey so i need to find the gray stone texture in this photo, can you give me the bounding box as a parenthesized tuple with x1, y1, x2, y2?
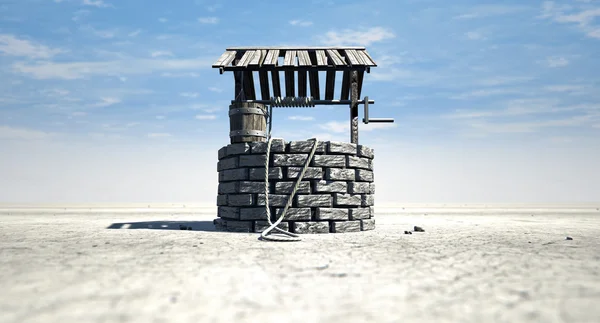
(275, 208, 311, 221)
(312, 180, 347, 193)
(296, 195, 333, 207)
(325, 168, 355, 181)
(331, 220, 361, 233)
(216, 194, 227, 206)
(240, 207, 268, 221)
(334, 193, 362, 206)
(217, 146, 227, 160)
(238, 181, 266, 194)
(287, 167, 323, 180)
(289, 140, 327, 153)
(274, 182, 311, 194)
(356, 169, 374, 182)
(312, 155, 346, 167)
(217, 156, 238, 171)
(217, 206, 240, 220)
(357, 145, 374, 159)
(254, 221, 289, 233)
(256, 194, 290, 207)
(361, 218, 376, 231)
(228, 194, 254, 207)
(272, 154, 309, 167)
(349, 207, 370, 220)
(219, 168, 248, 182)
(293, 221, 330, 234)
(218, 219, 253, 232)
(315, 208, 349, 220)
(346, 155, 371, 170)
(348, 182, 371, 194)
(226, 143, 250, 155)
(249, 139, 286, 154)
(238, 154, 267, 167)
(362, 194, 374, 207)
(218, 182, 238, 194)
(369, 183, 376, 194)
(248, 167, 283, 180)
(328, 141, 357, 155)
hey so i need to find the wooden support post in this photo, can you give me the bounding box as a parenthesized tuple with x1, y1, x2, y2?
(350, 70, 359, 144)
(233, 54, 244, 101)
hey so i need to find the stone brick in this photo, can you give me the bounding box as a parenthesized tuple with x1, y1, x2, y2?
(369, 183, 376, 194)
(274, 181, 310, 194)
(217, 156, 238, 171)
(240, 207, 268, 220)
(289, 140, 326, 153)
(362, 194, 374, 207)
(226, 143, 250, 155)
(228, 194, 254, 206)
(334, 193, 362, 206)
(218, 182, 238, 194)
(218, 206, 240, 219)
(312, 180, 347, 193)
(273, 154, 309, 166)
(248, 167, 283, 180)
(349, 207, 370, 220)
(369, 206, 375, 218)
(239, 154, 267, 167)
(287, 167, 323, 180)
(216, 194, 227, 206)
(361, 218, 376, 231)
(293, 221, 330, 234)
(348, 182, 370, 194)
(217, 219, 253, 232)
(275, 208, 311, 221)
(357, 145, 374, 159)
(256, 194, 290, 207)
(325, 168, 355, 181)
(328, 141, 357, 155)
(312, 155, 346, 167)
(254, 221, 289, 233)
(296, 195, 332, 207)
(331, 221, 361, 233)
(346, 155, 371, 170)
(315, 208, 349, 220)
(355, 169, 374, 182)
(218, 146, 227, 160)
(219, 168, 248, 182)
(238, 181, 265, 194)
(250, 139, 286, 154)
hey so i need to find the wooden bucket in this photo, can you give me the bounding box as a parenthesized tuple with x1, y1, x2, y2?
(229, 102, 267, 143)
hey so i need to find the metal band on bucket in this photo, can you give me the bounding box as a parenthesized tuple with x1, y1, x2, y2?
(229, 130, 267, 138)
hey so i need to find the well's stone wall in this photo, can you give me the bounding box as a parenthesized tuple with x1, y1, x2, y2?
(213, 139, 376, 233)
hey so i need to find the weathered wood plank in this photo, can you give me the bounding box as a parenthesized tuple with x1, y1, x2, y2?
(340, 70, 350, 100)
(355, 50, 376, 66)
(285, 71, 295, 97)
(309, 71, 320, 99)
(229, 102, 267, 144)
(248, 50, 266, 66)
(358, 50, 377, 66)
(237, 50, 256, 67)
(297, 50, 310, 66)
(357, 70, 364, 98)
(227, 46, 366, 50)
(344, 50, 361, 66)
(326, 49, 345, 66)
(298, 70, 307, 97)
(284, 50, 297, 66)
(325, 71, 335, 100)
(271, 71, 282, 97)
(315, 50, 327, 66)
(233, 54, 244, 100)
(350, 71, 359, 144)
(259, 70, 270, 100)
(242, 71, 256, 100)
(263, 50, 280, 66)
(213, 50, 236, 67)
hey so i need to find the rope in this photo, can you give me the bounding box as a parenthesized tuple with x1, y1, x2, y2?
(259, 136, 319, 242)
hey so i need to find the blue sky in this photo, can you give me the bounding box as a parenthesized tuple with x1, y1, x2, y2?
(1, 0, 599, 204)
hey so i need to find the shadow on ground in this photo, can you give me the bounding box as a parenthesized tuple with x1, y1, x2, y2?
(107, 220, 222, 232)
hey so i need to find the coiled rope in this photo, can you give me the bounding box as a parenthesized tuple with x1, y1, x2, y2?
(259, 136, 319, 242)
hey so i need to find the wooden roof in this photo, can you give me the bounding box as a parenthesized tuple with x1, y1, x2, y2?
(212, 46, 377, 71)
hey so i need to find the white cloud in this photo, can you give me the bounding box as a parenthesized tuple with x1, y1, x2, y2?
(155, 115, 166, 120)
(208, 87, 222, 93)
(288, 116, 314, 121)
(195, 114, 217, 120)
(450, 88, 525, 100)
(151, 51, 173, 58)
(158, 18, 168, 23)
(454, 5, 529, 19)
(12, 56, 212, 79)
(361, 123, 397, 131)
(161, 72, 200, 78)
(465, 31, 486, 40)
(82, 0, 112, 8)
(198, 17, 219, 24)
(540, 2, 600, 39)
(289, 20, 313, 27)
(180, 92, 199, 98)
(545, 56, 569, 67)
(91, 97, 121, 107)
(206, 4, 222, 12)
(0, 34, 65, 59)
(72, 9, 90, 22)
(318, 27, 395, 46)
(0, 126, 55, 140)
(147, 133, 172, 138)
(128, 29, 142, 37)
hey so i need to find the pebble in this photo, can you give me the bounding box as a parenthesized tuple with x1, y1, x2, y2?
(566, 236, 573, 240)
(404, 230, 412, 235)
(414, 226, 425, 232)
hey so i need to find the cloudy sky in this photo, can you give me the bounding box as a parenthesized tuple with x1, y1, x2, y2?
(1, 0, 599, 205)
